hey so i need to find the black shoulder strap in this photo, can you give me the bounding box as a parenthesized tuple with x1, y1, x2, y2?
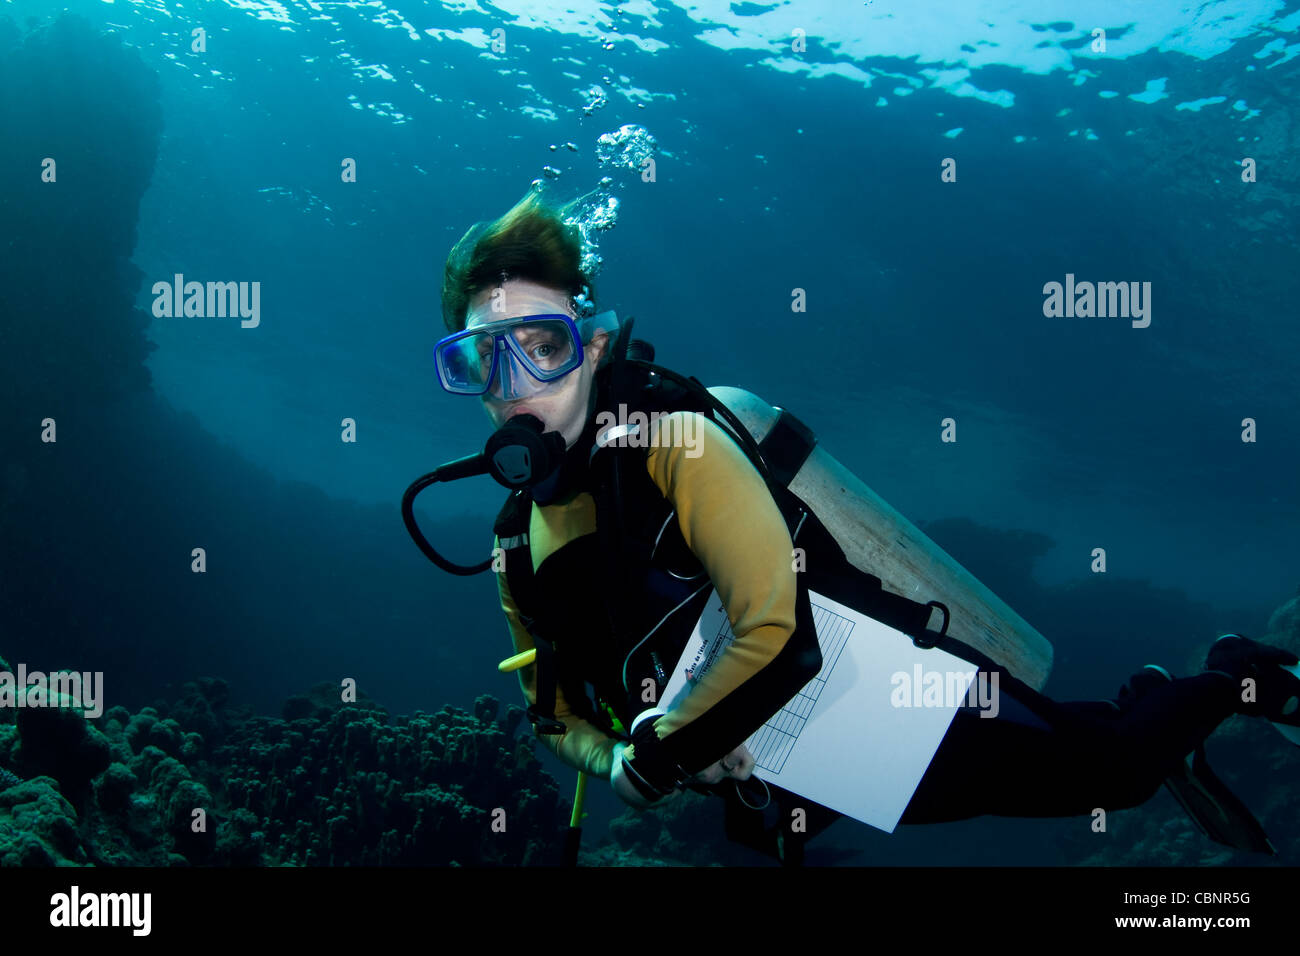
(493, 491, 566, 735)
(493, 490, 535, 614)
(590, 441, 668, 648)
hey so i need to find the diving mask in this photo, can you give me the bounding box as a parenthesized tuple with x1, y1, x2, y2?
(435, 311, 619, 400)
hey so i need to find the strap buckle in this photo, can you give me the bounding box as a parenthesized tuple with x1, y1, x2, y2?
(526, 705, 567, 736)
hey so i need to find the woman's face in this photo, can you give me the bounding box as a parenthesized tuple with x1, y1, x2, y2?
(465, 278, 608, 447)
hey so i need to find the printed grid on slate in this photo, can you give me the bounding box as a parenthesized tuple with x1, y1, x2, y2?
(745, 601, 854, 773)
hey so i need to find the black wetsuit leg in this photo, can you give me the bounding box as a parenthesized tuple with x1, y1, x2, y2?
(900, 667, 1239, 824)
(718, 666, 1238, 860)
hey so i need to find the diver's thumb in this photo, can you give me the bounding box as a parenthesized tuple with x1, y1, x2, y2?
(610, 742, 660, 810)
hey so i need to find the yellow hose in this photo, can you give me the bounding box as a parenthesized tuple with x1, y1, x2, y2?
(497, 649, 536, 673)
(570, 772, 588, 828)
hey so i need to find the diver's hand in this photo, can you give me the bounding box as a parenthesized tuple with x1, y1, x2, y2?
(610, 742, 680, 810)
(691, 744, 756, 786)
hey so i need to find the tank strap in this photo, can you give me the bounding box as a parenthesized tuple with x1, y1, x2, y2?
(758, 408, 816, 487)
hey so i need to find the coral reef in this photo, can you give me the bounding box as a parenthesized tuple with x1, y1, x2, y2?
(0, 673, 567, 866)
(13, 684, 112, 796)
(590, 788, 865, 867)
(213, 689, 562, 865)
(592, 791, 737, 867)
(4, 593, 1300, 868)
(2, 607, 1298, 867)
(0, 777, 84, 866)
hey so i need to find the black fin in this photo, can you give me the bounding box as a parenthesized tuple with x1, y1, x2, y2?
(1163, 744, 1275, 855)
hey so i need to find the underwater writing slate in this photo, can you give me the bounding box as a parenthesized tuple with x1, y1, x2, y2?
(661, 589, 977, 832)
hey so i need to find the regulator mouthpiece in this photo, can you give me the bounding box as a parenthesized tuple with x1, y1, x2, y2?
(484, 414, 566, 489)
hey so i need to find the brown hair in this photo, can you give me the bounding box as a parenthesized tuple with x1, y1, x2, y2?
(441, 188, 597, 333)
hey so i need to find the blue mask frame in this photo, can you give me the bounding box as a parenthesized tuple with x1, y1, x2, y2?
(434, 311, 618, 399)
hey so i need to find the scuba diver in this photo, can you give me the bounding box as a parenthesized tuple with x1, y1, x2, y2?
(405, 190, 1300, 865)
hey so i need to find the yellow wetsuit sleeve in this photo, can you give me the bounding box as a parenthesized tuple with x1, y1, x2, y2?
(497, 565, 619, 780)
(644, 412, 799, 748)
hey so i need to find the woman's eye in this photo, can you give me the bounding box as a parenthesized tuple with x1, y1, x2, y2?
(531, 343, 556, 360)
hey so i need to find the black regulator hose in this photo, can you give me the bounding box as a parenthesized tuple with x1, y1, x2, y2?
(401, 466, 494, 576)
(402, 414, 565, 576)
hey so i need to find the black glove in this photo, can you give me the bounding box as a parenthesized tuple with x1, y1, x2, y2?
(615, 711, 691, 804)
